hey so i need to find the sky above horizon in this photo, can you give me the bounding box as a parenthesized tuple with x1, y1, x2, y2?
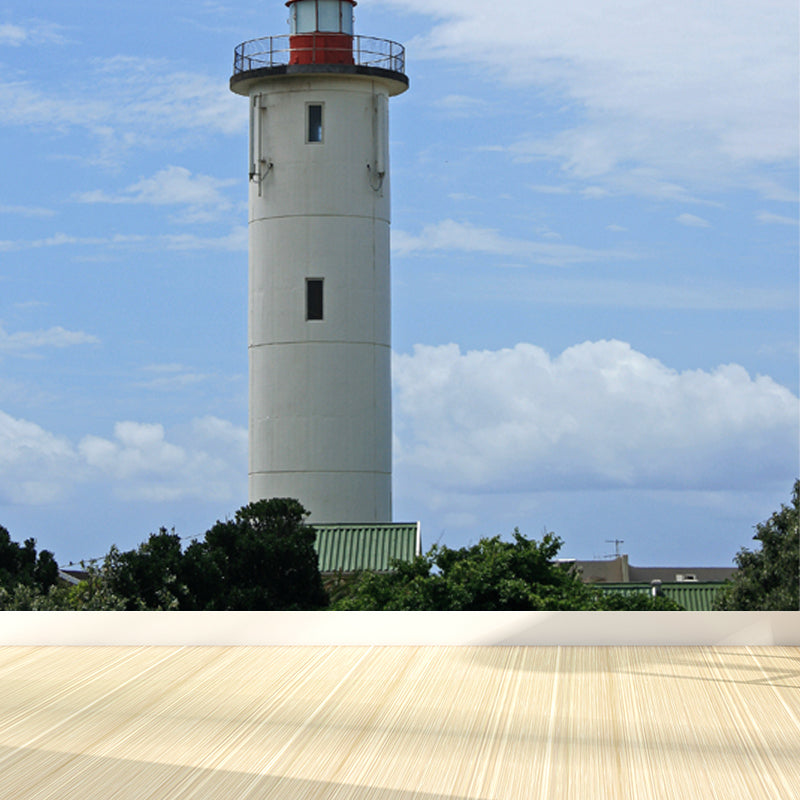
(1, 0, 797, 568)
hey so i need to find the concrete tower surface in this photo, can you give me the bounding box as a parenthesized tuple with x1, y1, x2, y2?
(231, 1, 408, 523)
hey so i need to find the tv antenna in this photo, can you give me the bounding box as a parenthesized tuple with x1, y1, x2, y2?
(605, 539, 625, 558)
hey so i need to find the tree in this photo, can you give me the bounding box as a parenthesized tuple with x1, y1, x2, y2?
(0, 526, 62, 608)
(332, 529, 681, 611)
(100, 529, 188, 610)
(68, 499, 329, 610)
(714, 480, 800, 611)
(181, 498, 328, 610)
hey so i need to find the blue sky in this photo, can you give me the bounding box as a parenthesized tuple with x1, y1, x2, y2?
(0, 0, 797, 567)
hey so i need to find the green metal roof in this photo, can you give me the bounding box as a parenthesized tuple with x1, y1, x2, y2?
(312, 522, 421, 573)
(598, 582, 726, 611)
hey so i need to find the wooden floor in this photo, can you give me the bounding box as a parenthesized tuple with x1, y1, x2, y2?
(1, 646, 798, 799)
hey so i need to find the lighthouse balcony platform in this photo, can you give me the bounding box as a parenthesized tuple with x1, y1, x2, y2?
(231, 33, 407, 93)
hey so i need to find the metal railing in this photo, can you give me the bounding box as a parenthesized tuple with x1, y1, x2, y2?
(233, 34, 405, 75)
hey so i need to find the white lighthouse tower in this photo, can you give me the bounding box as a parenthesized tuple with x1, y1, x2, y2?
(231, 1, 408, 523)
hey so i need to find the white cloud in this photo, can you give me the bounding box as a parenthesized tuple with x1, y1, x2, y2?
(392, 219, 633, 266)
(75, 166, 237, 223)
(0, 410, 78, 503)
(0, 21, 65, 46)
(0, 324, 99, 354)
(0, 233, 147, 252)
(393, 340, 799, 495)
(134, 363, 212, 390)
(386, 0, 797, 195)
(486, 276, 793, 311)
(78, 418, 247, 502)
(756, 211, 798, 226)
(580, 186, 611, 199)
(676, 213, 711, 228)
(0, 23, 26, 45)
(0, 56, 243, 164)
(0, 409, 247, 506)
(0, 204, 56, 218)
(0, 228, 246, 253)
(435, 94, 488, 117)
(750, 179, 799, 203)
(163, 225, 248, 251)
(528, 185, 571, 196)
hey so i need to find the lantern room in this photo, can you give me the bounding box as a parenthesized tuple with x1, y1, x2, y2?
(286, 0, 356, 65)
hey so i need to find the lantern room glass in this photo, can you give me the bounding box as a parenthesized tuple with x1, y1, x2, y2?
(289, 1, 353, 34)
(318, 0, 339, 32)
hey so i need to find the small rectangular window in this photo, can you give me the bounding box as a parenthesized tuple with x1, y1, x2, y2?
(306, 278, 324, 320)
(307, 104, 323, 143)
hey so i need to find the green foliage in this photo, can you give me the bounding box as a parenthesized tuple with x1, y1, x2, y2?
(1, 500, 328, 611)
(0, 582, 76, 611)
(2, 509, 695, 612)
(69, 499, 328, 610)
(101, 530, 187, 610)
(714, 480, 800, 610)
(63, 568, 128, 610)
(182, 498, 328, 610)
(597, 591, 683, 611)
(333, 529, 679, 611)
(0, 526, 61, 609)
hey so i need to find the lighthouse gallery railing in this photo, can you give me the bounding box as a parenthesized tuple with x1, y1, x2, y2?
(233, 34, 405, 74)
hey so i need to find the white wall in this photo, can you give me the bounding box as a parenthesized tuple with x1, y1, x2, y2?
(245, 73, 404, 523)
(2, 612, 797, 646)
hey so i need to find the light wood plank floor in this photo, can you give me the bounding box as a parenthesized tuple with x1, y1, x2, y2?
(1, 646, 797, 799)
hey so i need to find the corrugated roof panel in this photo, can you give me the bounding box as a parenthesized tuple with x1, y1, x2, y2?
(662, 583, 725, 612)
(313, 523, 420, 573)
(598, 582, 726, 611)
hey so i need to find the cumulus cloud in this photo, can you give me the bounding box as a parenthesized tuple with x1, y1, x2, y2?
(385, 0, 797, 194)
(0, 410, 246, 506)
(392, 219, 633, 266)
(393, 340, 799, 493)
(78, 418, 247, 503)
(0, 411, 78, 504)
(75, 166, 237, 223)
(0, 324, 100, 354)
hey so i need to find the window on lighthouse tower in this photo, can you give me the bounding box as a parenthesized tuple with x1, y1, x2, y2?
(306, 278, 324, 320)
(307, 104, 323, 143)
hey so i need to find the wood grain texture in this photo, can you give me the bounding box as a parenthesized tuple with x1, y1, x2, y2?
(0, 646, 797, 799)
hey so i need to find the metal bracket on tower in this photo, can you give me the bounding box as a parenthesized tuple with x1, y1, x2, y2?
(368, 92, 388, 192)
(249, 93, 272, 195)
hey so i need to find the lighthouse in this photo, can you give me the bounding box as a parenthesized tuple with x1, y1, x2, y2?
(230, 1, 408, 523)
